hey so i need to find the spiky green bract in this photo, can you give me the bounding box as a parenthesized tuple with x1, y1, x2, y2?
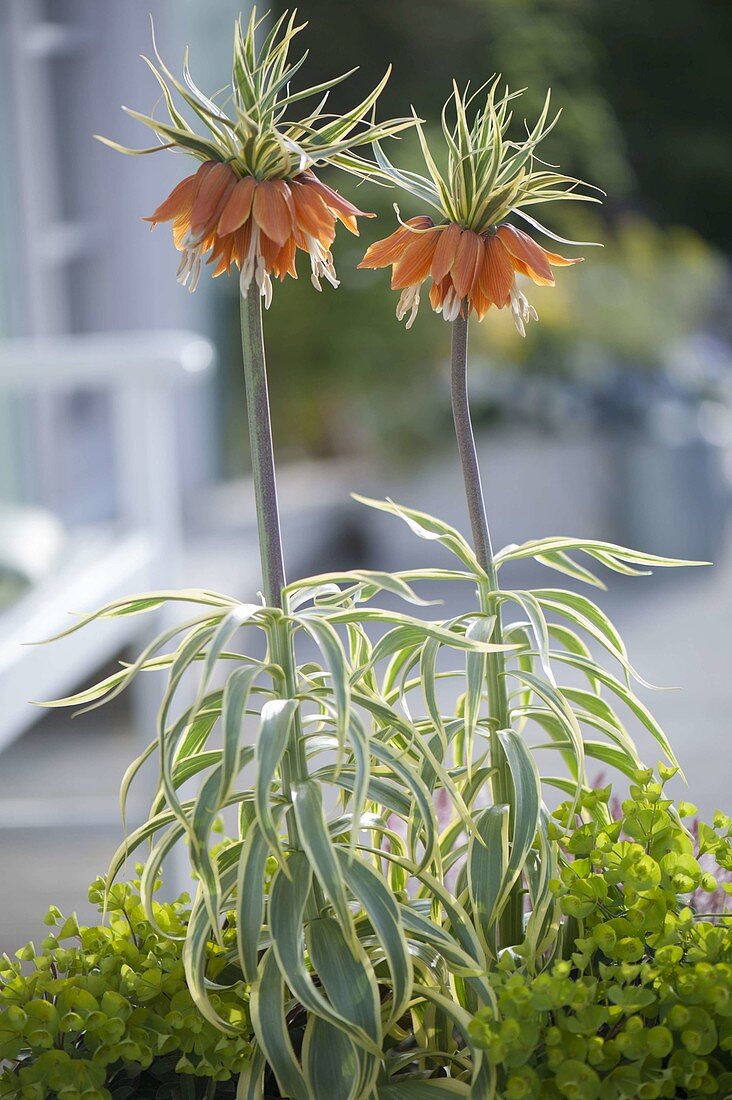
(469, 772, 732, 1098)
(38, 501, 703, 1096)
(374, 78, 601, 240)
(97, 8, 414, 182)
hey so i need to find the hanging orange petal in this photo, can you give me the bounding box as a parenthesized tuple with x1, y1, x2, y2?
(218, 176, 257, 237)
(291, 224, 309, 252)
(189, 162, 237, 238)
(509, 258, 532, 279)
(543, 248, 583, 267)
(231, 221, 253, 269)
(496, 225, 555, 285)
(208, 232, 237, 277)
(391, 228, 440, 289)
(252, 180, 294, 247)
(144, 173, 199, 225)
(479, 235, 515, 308)
(304, 174, 374, 235)
(430, 223, 463, 283)
(429, 277, 450, 312)
(359, 217, 433, 269)
(289, 180, 336, 244)
(451, 230, 483, 299)
(273, 235, 298, 281)
(172, 211, 192, 250)
(468, 281, 492, 321)
(258, 231, 282, 272)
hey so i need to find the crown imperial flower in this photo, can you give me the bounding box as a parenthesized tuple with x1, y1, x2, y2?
(99, 10, 413, 301)
(359, 80, 600, 333)
(145, 162, 371, 302)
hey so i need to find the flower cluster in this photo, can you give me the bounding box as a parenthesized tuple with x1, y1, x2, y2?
(104, 15, 599, 326)
(359, 216, 580, 331)
(146, 161, 372, 302)
(0, 877, 250, 1099)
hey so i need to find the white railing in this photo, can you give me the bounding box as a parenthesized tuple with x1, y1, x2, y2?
(0, 330, 215, 754)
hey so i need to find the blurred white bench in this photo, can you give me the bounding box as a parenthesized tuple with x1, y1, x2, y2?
(0, 330, 215, 753)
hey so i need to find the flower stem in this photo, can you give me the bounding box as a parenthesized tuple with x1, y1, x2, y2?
(450, 313, 522, 948)
(239, 291, 286, 609)
(450, 315, 497, 589)
(239, 292, 308, 852)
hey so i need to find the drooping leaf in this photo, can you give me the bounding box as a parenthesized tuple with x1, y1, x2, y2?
(255, 698, 299, 864)
(467, 804, 509, 952)
(302, 1015, 360, 1100)
(250, 949, 310, 1100)
(292, 781, 355, 946)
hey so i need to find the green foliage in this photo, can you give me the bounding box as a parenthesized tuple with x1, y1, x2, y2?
(99, 8, 413, 181)
(0, 879, 250, 1099)
(37, 498, 708, 1098)
(469, 772, 732, 1098)
(371, 78, 599, 232)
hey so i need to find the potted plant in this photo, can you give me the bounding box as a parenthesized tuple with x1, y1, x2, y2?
(2, 10, 730, 1098)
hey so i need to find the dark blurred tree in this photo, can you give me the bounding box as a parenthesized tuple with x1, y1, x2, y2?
(284, 0, 633, 198)
(281, 0, 732, 245)
(217, 0, 731, 470)
(254, 0, 638, 462)
(585, 0, 732, 248)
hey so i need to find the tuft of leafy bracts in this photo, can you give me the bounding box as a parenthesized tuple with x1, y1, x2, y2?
(0, 877, 250, 1099)
(99, 8, 413, 181)
(469, 771, 732, 1099)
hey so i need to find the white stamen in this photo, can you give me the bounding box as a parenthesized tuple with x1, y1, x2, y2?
(306, 235, 339, 292)
(176, 251, 190, 280)
(396, 284, 421, 329)
(239, 227, 266, 302)
(438, 287, 462, 323)
(255, 256, 273, 309)
(176, 240, 205, 293)
(188, 254, 202, 293)
(174, 228, 208, 293)
(509, 281, 538, 337)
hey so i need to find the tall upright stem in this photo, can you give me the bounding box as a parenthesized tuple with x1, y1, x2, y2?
(239, 291, 309, 828)
(239, 292, 286, 609)
(450, 313, 522, 948)
(450, 315, 498, 589)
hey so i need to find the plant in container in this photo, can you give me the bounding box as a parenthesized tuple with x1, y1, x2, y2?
(2, 10, 730, 1099)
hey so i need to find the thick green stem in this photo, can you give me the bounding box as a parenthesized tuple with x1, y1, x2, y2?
(239, 292, 286, 609)
(450, 313, 522, 948)
(239, 292, 307, 848)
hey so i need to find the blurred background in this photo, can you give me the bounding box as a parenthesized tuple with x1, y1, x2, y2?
(1, 0, 731, 950)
